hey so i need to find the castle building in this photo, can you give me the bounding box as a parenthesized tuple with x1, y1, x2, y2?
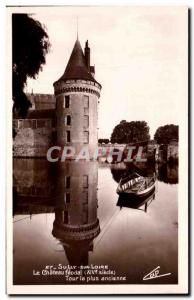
(13, 39, 101, 157)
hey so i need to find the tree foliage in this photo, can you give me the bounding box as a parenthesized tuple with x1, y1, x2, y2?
(110, 120, 150, 144)
(12, 14, 50, 117)
(154, 124, 178, 144)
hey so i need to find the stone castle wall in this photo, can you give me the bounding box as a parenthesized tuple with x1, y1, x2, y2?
(13, 158, 56, 215)
(13, 94, 56, 157)
(28, 93, 56, 110)
(13, 121, 54, 157)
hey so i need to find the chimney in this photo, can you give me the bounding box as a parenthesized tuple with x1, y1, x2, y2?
(90, 65, 95, 77)
(84, 40, 90, 70)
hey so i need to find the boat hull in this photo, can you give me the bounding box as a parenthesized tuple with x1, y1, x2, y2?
(117, 187, 155, 209)
(117, 182, 155, 197)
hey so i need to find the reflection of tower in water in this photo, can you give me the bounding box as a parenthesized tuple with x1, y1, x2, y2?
(52, 161, 100, 265)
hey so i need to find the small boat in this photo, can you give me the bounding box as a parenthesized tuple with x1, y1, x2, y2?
(117, 188, 155, 211)
(116, 172, 156, 197)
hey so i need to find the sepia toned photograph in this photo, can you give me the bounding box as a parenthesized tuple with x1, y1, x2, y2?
(7, 5, 188, 294)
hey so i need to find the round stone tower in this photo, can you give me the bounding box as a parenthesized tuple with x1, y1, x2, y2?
(52, 160, 100, 265)
(53, 39, 101, 157)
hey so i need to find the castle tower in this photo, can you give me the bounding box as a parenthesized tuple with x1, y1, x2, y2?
(52, 161, 100, 265)
(53, 39, 101, 156)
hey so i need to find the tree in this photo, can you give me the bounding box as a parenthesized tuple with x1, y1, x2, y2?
(154, 124, 178, 144)
(110, 121, 150, 144)
(12, 14, 50, 117)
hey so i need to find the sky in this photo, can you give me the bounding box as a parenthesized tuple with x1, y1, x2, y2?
(19, 6, 187, 139)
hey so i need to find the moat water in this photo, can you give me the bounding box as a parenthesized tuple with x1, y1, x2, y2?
(13, 159, 178, 285)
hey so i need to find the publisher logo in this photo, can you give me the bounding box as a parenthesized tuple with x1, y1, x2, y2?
(143, 266, 171, 281)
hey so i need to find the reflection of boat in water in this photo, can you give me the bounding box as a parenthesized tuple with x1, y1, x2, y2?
(116, 172, 155, 197)
(117, 187, 155, 212)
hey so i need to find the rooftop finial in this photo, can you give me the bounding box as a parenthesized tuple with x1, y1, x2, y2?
(76, 16, 79, 40)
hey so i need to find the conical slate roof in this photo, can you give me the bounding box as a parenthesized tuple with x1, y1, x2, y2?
(55, 39, 100, 86)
